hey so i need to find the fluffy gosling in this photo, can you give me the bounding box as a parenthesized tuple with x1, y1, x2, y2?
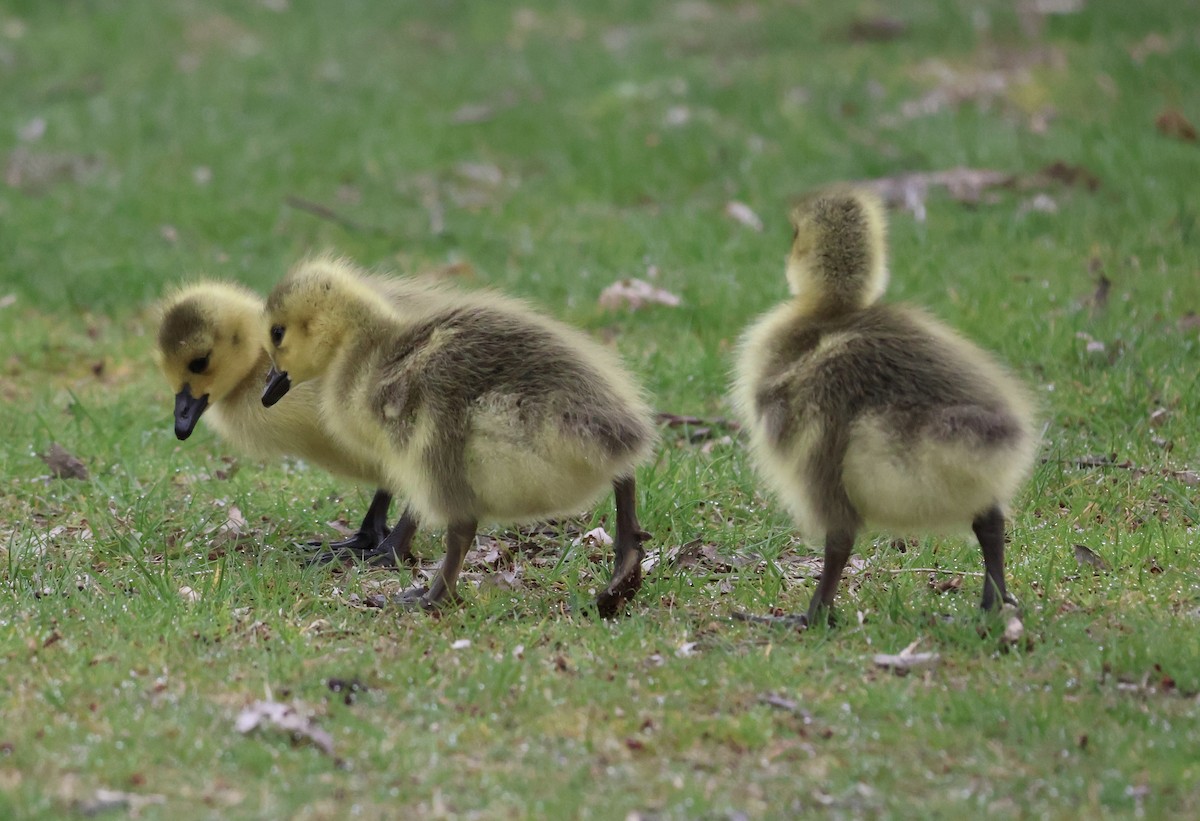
(154, 281, 415, 563)
(261, 257, 657, 616)
(731, 188, 1037, 625)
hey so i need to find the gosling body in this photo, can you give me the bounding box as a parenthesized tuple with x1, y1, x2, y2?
(263, 256, 657, 615)
(732, 188, 1036, 624)
(154, 281, 412, 562)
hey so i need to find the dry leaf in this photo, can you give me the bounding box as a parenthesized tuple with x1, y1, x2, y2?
(234, 700, 335, 757)
(759, 693, 802, 713)
(724, 200, 763, 232)
(451, 103, 496, 124)
(39, 443, 89, 480)
(1001, 604, 1025, 646)
(873, 639, 940, 674)
(1073, 543, 1109, 571)
(1156, 109, 1198, 143)
(845, 16, 907, 42)
(574, 526, 613, 547)
(598, 278, 681, 311)
(860, 167, 1013, 220)
(73, 789, 165, 817)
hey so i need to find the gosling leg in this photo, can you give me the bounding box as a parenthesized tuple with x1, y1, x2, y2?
(359, 506, 421, 567)
(974, 504, 1018, 611)
(308, 488, 392, 561)
(803, 528, 856, 627)
(399, 518, 476, 611)
(596, 475, 651, 618)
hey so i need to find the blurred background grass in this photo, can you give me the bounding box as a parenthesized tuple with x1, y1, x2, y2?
(2, 1, 1200, 817)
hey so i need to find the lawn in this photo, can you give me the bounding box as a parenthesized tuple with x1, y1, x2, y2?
(2, 0, 1199, 818)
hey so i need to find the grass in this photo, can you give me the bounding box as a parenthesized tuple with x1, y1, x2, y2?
(3, 0, 1200, 817)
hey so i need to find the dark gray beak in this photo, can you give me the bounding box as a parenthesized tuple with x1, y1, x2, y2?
(262, 366, 292, 407)
(174, 385, 209, 440)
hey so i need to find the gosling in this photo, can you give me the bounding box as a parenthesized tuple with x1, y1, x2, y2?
(154, 281, 417, 564)
(731, 188, 1037, 626)
(260, 256, 657, 616)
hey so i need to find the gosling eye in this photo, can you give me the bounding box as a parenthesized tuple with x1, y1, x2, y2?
(187, 354, 210, 374)
(270, 325, 285, 347)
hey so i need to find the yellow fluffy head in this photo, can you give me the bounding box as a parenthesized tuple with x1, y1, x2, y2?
(154, 281, 265, 405)
(786, 187, 889, 314)
(263, 255, 385, 385)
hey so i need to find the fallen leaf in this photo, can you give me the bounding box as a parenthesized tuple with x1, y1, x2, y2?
(1129, 33, 1175, 64)
(873, 639, 940, 674)
(1177, 313, 1200, 332)
(724, 200, 763, 232)
(1034, 161, 1101, 191)
(1073, 543, 1109, 571)
(1156, 109, 1197, 143)
(675, 641, 699, 658)
(844, 16, 907, 42)
(598, 278, 681, 311)
(73, 789, 165, 817)
(859, 167, 1014, 220)
(574, 526, 613, 547)
(1001, 605, 1025, 646)
(39, 443, 89, 480)
(450, 103, 496, 124)
(234, 700, 335, 757)
(1148, 408, 1169, 427)
(759, 692, 802, 713)
(4, 148, 102, 193)
(931, 575, 963, 594)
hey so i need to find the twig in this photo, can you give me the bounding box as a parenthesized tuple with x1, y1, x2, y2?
(730, 610, 807, 628)
(877, 568, 984, 577)
(284, 195, 383, 235)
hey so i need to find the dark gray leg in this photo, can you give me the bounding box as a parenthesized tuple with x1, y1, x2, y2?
(359, 506, 420, 567)
(973, 504, 1017, 611)
(803, 529, 856, 627)
(399, 518, 476, 611)
(596, 475, 651, 618)
(308, 488, 392, 559)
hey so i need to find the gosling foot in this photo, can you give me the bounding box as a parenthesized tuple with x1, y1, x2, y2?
(393, 584, 461, 613)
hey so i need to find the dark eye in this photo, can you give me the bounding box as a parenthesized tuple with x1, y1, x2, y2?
(187, 354, 210, 374)
(270, 325, 285, 347)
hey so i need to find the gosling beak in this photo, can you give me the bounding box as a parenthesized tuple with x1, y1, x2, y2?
(174, 385, 209, 440)
(262, 366, 292, 407)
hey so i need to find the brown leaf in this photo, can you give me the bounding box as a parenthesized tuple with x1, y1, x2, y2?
(1073, 543, 1109, 572)
(1156, 109, 1198, 143)
(859, 167, 1014, 220)
(1177, 312, 1200, 332)
(39, 443, 89, 480)
(931, 575, 963, 594)
(1035, 161, 1102, 191)
(845, 16, 907, 42)
(234, 700, 335, 757)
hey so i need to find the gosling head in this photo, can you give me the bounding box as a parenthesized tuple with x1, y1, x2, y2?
(786, 187, 889, 314)
(154, 282, 264, 439)
(262, 257, 371, 407)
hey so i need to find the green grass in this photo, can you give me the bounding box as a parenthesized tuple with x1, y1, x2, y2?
(3, 0, 1200, 817)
